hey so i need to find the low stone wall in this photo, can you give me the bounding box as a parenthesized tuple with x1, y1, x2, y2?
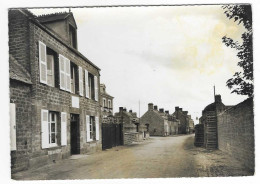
(217, 97, 254, 172)
(124, 132, 138, 145)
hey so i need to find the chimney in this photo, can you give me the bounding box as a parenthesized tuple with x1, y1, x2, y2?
(123, 108, 127, 112)
(179, 108, 183, 111)
(175, 106, 179, 111)
(215, 95, 222, 103)
(129, 110, 132, 113)
(148, 103, 153, 111)
(154, 105, 158, 110)
(119, 107, 123, 112)
(165, 110, 169, 114)
(159, 108, 164, 113)
(183, 111, 188, 116)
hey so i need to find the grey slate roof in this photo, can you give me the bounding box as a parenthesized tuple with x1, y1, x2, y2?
(9, 55, 32, 84)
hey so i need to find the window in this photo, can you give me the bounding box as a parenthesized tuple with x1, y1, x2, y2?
(86, 115, 99, 142)
(48, 112, 57, 147)
(88, 74, 95, 100)
(103, 98, 106, 107)
(41, 110, 67, 149)
(46, 48, 57, 87)
(108, 100, 111, 109)
(70, 63, 78, 94)
(89, 116, 95, 140)
(39, 41, 59, 87)
(69, 25, 77, 49)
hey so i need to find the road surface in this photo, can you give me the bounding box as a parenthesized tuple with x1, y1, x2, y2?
(12, 134, 251, 180)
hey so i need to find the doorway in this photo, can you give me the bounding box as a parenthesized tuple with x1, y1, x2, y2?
(70, 114, 80, 155)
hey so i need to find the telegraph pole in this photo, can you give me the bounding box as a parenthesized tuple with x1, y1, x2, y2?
(213, 85, 216, 101)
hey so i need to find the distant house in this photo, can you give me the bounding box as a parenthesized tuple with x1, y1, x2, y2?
(188, 115, 195, 133)
(173, 107, 193, 134)
(140, 103, 179, 136)
(197, 95, 231, 149)
(114, 107, 148, 144)
(100, 84, 114, 125)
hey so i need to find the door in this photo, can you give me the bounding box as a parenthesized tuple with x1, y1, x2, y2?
(70, 114, 80, 154)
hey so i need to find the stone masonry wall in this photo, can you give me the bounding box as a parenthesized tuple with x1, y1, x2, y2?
(9, 10, 101, 172)
(140, 111, 164, 136)
(10, 80, 32, 173)
(217, 97, 254, 172)
(29, 18, 101, 164)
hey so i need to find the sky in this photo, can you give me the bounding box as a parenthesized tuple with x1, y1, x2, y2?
(31, 5, 248, 124)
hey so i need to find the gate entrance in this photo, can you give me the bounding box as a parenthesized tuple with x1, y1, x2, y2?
(70, 114, 80, 154)
(102, 123, 123, 150)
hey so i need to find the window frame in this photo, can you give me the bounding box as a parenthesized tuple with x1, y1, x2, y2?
(48, 111, 58, 147)
(89, 116, 96, 140)
(103, 98, 106, 107)
(46, 50, 55, 87)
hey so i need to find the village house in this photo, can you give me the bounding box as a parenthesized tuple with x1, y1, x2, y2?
(172, 107, 193, 134)
(188, 115, 195, 133)
(9, 9, 101, 173)
(140, 103, 179, 136)
(100, 84, 114, 119)
(114, 107, 147, 144)
(195, 95, 231, 149)
(194, 94, 254, 172)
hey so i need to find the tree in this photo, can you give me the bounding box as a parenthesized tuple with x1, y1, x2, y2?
(222, 5, 253, 97)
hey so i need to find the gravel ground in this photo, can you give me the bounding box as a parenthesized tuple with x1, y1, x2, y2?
(12, 134, 253, 180)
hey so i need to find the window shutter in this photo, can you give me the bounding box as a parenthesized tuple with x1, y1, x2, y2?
(95, 116, 100, 141)
(41, 109, 49, 149)
(65, 58, 71, 92)
(39, 41, 47, 84)
(61, 112, 67, 146)
(94, 76, 98, 101)
(79, 66, 83, 96)
(85, 70, 89, 98)
(86, 115, 91, 142)
(10, 103, 16, 151)
(59, 54, 66, 90)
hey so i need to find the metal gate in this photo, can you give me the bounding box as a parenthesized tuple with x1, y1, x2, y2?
(102, 123, 123, 150)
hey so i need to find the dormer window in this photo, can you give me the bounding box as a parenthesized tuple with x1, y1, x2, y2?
(69, 25, 77, 49)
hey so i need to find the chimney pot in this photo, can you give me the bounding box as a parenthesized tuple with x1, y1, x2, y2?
(159, 108, 164, 113)
(154, 105, 158, 110)
(215, 95, 222, 103)
(148, 103, 153, 111)
(119, 107, 123, 112)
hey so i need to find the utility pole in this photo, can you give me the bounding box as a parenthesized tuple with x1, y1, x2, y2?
(213, 85, 216, 101)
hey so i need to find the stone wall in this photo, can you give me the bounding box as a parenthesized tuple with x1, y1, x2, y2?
(10, 80, 32, 173)
(217, 97, 254, 172)
(140, 111, 165, 136)
(9, 10, 101, 172)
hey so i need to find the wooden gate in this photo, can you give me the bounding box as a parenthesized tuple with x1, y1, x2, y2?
(102, 123, 123, 150)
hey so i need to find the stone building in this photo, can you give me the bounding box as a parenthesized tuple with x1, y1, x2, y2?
(198, 95, 231, 149)
(194, 94, 254, 172)
(173, 107, 193, 134)
(114, 107, 148, 144)
(100, 84, 114, 118)
(9, 9, 101, 173)
(188, 115, 195, 133)
(140, 103, 178, 136)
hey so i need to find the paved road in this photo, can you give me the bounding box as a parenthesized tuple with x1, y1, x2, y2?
(13, 134, 198, 180)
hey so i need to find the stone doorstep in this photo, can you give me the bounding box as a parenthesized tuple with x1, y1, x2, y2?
(69, 154, 89, 160)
